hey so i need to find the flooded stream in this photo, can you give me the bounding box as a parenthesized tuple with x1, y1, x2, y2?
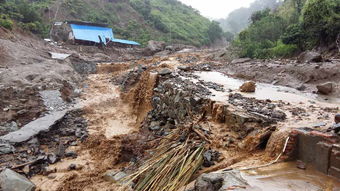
(194, 71, 340, 105)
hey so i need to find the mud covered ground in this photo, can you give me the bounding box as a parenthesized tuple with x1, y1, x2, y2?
(25, 52, 340, 190)
(1, 28, 339, 190)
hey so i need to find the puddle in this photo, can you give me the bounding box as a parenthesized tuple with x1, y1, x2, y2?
(241, 162, 340, 191)
(194, 71, 340, 105)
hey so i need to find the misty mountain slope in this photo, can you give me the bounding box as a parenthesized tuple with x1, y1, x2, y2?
(217, 0, 283, 34)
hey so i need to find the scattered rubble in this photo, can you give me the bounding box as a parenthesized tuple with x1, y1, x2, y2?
(40, 90, 68, 112)
(146, 40, 166, 53)
(104, 171, 127, 183)
(192, 171, 248, 191)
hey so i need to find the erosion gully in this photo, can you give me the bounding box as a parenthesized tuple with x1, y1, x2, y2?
(5, 51, 340, 190)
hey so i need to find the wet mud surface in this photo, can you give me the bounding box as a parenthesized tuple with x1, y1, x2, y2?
(1, 49, 339, 190)
(242, 162, 340, 191)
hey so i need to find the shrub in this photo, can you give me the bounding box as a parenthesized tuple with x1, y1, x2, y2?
(281, 23, 304, 49)
(269, 40, 298, 57)
(0, 15, 13, 30)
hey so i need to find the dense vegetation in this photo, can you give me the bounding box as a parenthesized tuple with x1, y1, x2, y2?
(233, 0, 340, 58)
(0, 0, 225, 46)
(0, 0, 49, 37)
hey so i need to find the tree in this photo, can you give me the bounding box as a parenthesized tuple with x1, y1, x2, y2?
(302, 0, 340, 47)
(207, 21, 223, 43)
(224, 31, 234, 42)
(250, 9, 270, 24)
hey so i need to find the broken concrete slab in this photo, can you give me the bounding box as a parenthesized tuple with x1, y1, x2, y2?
(0, 169, 36, 191)
(0, 110, 68, 143)
(49, 52, 71, 60)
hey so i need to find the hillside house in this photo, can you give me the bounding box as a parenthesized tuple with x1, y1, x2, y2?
(51, 21, 140, 47)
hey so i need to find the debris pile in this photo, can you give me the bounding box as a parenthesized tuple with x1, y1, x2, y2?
(0, 110, 87, 177)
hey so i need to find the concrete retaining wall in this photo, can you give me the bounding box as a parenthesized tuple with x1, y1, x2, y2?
(285, 129, 340, 178)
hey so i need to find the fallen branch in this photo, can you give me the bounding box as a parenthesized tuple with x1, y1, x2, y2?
(11, 156, 45, 169)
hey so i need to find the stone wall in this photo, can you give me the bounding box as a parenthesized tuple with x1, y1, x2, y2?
(148, 74, 279, 150)
(284, 129, 340, 178)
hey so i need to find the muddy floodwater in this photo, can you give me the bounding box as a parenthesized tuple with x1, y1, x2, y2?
(194, 71, 340, 105)
(241, 162, 340, 191)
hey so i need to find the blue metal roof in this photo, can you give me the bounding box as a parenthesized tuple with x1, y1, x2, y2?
(70, 24, 140, 46)
(70, 24, 114, 44)
(111, 38, 140, 46)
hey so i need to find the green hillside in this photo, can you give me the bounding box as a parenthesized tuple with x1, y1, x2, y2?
(0, 0, 223, 46)
(233, 0, 340, 58)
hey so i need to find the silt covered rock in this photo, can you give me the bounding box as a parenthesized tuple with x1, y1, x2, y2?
(0, 169, 36, 191)
(298, 51, 323, 63)
(316, 82, 334, 95)
(239, 81, 256, 92)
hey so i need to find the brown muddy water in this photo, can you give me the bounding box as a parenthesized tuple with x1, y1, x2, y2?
(241, 162, 340, 191)
(194, 71, 340, 105)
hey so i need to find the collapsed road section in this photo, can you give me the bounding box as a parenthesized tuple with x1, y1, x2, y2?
(1, 51, 340, 191)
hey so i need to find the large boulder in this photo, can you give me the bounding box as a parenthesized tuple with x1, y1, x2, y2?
(316, 82, 334, 95)
(147, 40, 166, 52)
(335, 114, 340, 124)
(239, 81, 256, 92)
(193, 171, 248, 191)
(0, 169, 36, 191)
(298, 51, 323, 63)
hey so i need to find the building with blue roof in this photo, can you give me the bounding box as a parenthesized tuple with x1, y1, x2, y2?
(51, 21, 140, 47)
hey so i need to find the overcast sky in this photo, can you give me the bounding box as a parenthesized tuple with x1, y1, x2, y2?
(179, 0, 255, 19)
